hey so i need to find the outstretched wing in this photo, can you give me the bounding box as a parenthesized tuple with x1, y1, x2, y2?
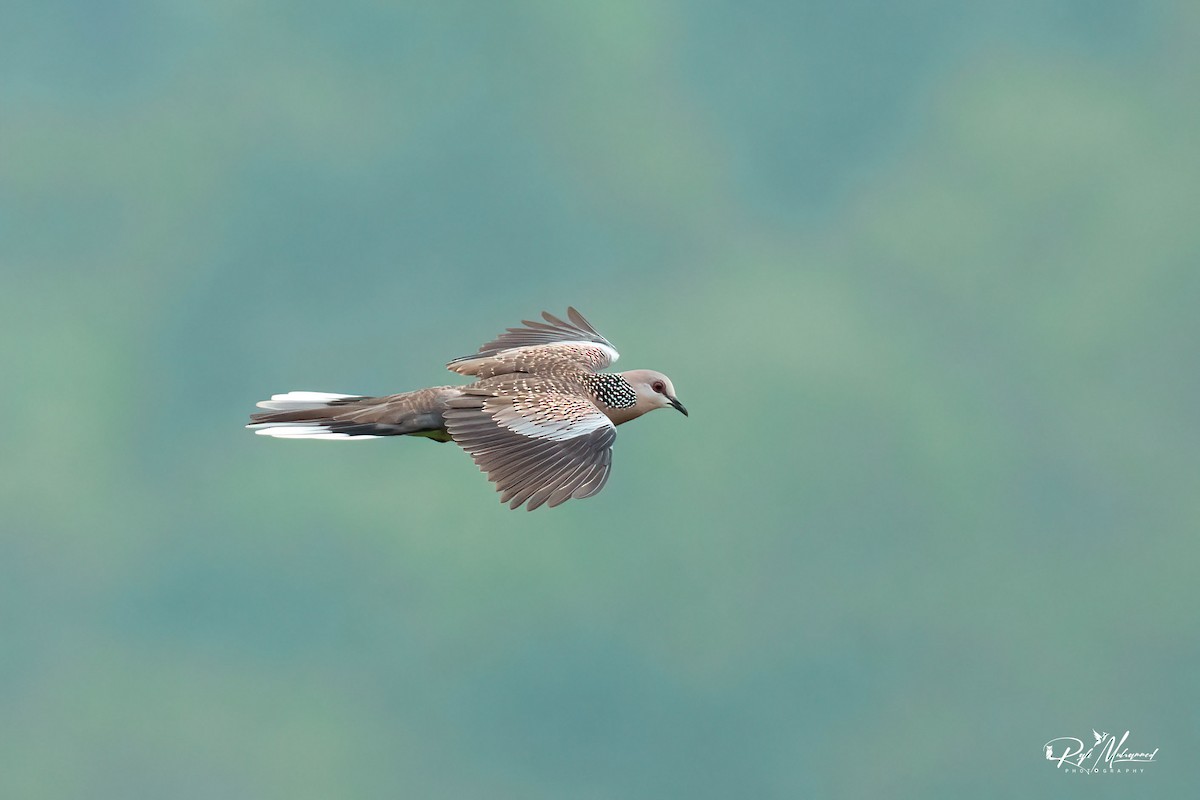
(447, 307, 618, 377)
(444, 385, 616, 510)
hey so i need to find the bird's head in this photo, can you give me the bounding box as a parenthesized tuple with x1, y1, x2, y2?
(620, 369, 688, 417)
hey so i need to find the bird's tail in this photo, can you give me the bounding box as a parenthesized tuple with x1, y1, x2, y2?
(246, 388, 458, 442)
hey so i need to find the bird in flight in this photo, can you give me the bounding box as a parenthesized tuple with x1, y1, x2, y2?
(247, 308, 687, 510)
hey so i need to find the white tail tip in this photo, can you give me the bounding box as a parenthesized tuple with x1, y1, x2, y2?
(247, 422, 380, 440)
(255, 391, 360, 411)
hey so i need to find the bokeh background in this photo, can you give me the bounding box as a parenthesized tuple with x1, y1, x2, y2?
(3, 2, 1197, 797)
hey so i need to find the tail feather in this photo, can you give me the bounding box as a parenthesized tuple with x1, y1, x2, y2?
(255, 391, 364, 411)
(247, 386, 458, 442)
(250, 423, 381, 440)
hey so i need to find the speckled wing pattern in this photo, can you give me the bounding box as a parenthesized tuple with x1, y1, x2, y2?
(446, 307, 619, 378)
(444, 376, 617, 511)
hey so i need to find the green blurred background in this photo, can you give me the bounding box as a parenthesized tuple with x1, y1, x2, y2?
(3, 1, 1197, 797)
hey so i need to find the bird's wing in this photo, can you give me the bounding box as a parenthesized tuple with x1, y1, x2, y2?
(444, 385, 616, 510)
(447, 307, 618, 377)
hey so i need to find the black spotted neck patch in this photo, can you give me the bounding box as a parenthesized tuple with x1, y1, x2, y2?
(582, 373, 637, 409)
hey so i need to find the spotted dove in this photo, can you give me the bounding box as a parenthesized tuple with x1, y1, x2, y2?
(247, 308, 687, 510)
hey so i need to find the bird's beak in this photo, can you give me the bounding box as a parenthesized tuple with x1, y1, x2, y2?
(668, 396, 688, 416)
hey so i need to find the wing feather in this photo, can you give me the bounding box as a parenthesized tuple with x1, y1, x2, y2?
(447, 307, 618, 377)
(445, 387, 616, 510)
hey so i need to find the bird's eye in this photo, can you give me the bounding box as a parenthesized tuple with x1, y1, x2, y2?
(652, 381, 665, 393)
